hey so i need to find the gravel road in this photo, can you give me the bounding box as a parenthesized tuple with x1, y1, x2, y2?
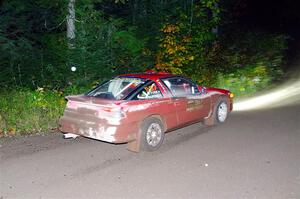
(1, 103, 300, 199)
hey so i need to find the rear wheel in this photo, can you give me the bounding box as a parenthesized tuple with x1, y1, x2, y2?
(204, 97, 229, 126)
(140, 117, 165, 151)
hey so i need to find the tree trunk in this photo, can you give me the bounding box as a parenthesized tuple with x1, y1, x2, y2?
(67, 0, 75, 41)
(212, 2, 219, 35)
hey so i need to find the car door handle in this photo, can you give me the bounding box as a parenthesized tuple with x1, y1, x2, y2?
(173, 97, 185, 106)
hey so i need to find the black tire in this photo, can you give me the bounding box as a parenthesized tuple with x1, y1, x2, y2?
(204, 97, 229, 126)
(140, 117, 165, 151)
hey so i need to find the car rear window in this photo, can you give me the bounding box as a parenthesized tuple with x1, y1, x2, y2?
(86, 77, 145, 100)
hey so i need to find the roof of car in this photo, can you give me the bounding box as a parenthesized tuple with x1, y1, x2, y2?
(118, 71, 175, 81)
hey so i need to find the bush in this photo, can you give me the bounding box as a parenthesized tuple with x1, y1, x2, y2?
(215, 64, 271, 96)
(212, 32, 287, 97)
(0, 89, 66, 136)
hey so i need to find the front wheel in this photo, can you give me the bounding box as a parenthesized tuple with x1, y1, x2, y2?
(216, 101, 228, 123)
(204, 97, 229, 126)
(140, 117, 165, 151)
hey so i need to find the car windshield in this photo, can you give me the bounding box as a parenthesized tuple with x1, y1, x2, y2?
(86, 77, 145, 100)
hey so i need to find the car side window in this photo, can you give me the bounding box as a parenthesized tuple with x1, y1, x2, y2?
(132, 82, 163, 100)
(162, 77, 199, 97)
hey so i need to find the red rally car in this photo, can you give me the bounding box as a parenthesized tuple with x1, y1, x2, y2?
(59, 71, 233, 152)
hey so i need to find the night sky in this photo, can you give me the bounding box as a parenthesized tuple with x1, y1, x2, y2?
(234, 0, 300, 35)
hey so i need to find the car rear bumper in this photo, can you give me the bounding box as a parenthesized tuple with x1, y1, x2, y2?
(58, 116, 136, 143)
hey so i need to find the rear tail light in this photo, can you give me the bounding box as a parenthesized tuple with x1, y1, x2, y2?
(101, 107, 125, 118)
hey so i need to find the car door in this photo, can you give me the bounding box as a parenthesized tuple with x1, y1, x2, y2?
(160, 77, 192, 125)
(125, 81, 178, 130)
(161, 77, 211, 125)
(186, 87, 211, 119)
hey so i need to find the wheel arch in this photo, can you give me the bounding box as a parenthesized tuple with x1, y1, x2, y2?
(203, 93, 230, 126)
(207, 93, 229, 118)
(141, 114, 166, 132)
(127, 113, 167, 153)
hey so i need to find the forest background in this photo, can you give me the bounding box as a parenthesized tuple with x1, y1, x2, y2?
(0, 0, 294, 135)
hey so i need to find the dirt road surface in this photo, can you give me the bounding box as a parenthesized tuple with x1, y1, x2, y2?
(1, 102, 300, 199)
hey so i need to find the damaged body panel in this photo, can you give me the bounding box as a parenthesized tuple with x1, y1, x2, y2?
(59, 72, 233, 152)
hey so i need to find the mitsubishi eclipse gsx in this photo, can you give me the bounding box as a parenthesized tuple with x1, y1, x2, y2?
(59, 71, 233, 152)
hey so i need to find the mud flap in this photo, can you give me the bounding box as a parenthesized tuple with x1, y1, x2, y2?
(203, 113, 215, 126)
(127, 140, 140, 152)
(126, 131, 141, 152)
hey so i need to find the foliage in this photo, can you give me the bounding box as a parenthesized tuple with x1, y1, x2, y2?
(155, 24, 193, 74)
(0, 0, 67, 89)
(0, 89, 65, 136)
(155, 0, 220, 84)
(213, 32, 287, 96)
(68, 10, 148, 86)
(0, 0, 150, 90)
(0, 0, 289, 136)
(38, 13, 147, 89)
(216, 65, 270, 97)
